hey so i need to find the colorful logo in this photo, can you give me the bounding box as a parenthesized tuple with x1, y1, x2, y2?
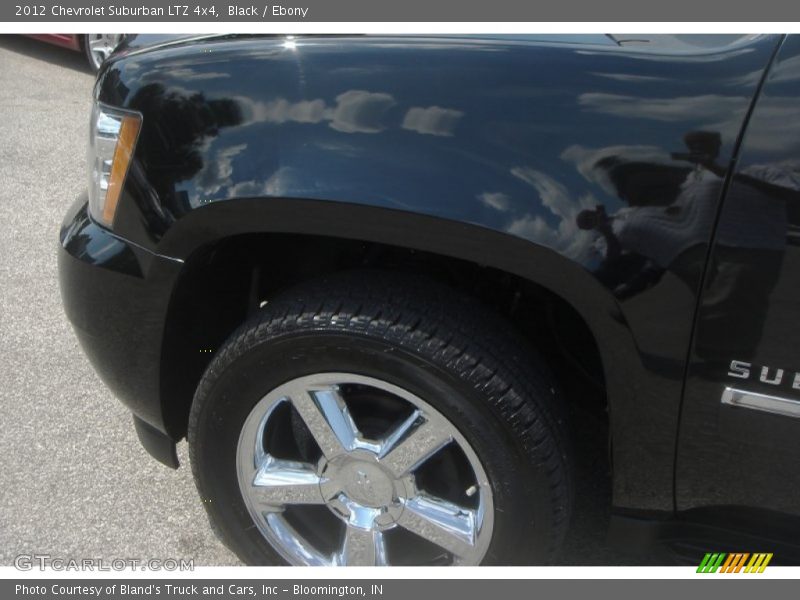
(697, 553, 773, 573)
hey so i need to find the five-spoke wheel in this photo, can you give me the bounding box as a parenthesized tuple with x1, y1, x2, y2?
(189, 271, 572, 565)
(236, 374, 493, 566)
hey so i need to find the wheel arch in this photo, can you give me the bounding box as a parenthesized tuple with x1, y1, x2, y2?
(157, 198, 637, 444)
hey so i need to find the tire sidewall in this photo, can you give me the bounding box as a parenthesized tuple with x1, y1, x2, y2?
(82, 35, 101, 72)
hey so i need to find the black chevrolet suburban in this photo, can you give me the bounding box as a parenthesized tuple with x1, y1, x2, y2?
(59, 34, 800, 566)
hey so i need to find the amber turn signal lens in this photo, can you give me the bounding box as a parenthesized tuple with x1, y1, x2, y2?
(102, 115, 141, 225)
(87, 104, 142, 228)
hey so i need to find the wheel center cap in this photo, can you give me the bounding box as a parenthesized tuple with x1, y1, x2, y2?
(340, 461, 394, 507)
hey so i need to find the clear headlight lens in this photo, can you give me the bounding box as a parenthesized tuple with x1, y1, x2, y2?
(88, 103, 141, 228)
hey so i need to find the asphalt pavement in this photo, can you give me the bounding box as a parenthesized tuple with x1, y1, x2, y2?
(0, 34, 650, 567)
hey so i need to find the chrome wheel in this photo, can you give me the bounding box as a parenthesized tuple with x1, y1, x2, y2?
(236, 373, 494, 565)
(85, 34, 120, 71)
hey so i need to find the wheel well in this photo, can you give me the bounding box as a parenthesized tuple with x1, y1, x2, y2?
(159, 233, 608, 441)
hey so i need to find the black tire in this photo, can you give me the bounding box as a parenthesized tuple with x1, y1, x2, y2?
(188, 270, 573, 565)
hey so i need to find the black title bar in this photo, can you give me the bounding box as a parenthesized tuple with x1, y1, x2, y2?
(3, 0, 800, 22)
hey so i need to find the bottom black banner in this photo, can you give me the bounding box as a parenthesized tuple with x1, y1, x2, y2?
(4, 579, 797, 600)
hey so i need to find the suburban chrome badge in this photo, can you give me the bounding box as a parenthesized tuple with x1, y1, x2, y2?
(723, 360, 800, 418)
(727, 360, 800, 389)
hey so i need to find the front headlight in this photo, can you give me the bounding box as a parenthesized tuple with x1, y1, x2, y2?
(88, 103, 141, 228)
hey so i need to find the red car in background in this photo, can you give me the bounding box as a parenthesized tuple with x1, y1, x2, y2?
(28, 34, 121, 72)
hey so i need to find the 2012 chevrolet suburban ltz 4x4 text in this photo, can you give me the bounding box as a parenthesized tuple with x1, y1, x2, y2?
(59, 34, 800, 566)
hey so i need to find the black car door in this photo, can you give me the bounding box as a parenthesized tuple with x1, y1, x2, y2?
(676, 35, 800, 535)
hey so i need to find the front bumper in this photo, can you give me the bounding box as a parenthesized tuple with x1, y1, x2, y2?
(59, 194, 184, 460)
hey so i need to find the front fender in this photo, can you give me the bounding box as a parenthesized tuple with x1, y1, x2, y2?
(96, 34, 782, 513)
